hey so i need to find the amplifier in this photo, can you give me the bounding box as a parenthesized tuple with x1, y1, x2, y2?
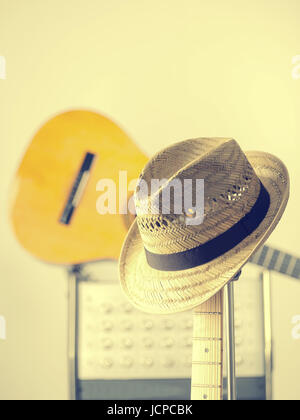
(74, 261, 266, 400)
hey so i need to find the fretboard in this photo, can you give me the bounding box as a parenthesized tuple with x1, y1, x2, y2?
(191, 290, 224, 400)
(249, 245, 300, 279)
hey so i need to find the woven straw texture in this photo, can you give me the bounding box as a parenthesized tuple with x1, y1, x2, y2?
(119, 138, 289, 314)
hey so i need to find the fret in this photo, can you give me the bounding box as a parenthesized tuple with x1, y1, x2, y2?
(249, 248, 262, 265)
(292, 259, 300, 279)
(192, 341, 222, 358)
(191, 385, 222, 401)
(192, 364, 222, 378)
(192, 337, 222, 341)
(279, 254, 292, 275)
(257, 245, 269, 266)
(268, 249, 280, 270)
(192, 340, 222, 372)
(286, 256, 298, 277)
(194, 312, 222, 316)
(273, 251, 286, 272)
(191, 290, 223, 400)
(263, 246, 275, 268)
(192, 361, 222, 366)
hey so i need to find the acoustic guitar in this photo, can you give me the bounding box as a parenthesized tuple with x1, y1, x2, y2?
(10, 110, 148, 264)
(190, 245, 300, 400)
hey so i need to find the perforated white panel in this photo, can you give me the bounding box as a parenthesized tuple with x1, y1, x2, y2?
(78, 262, 265, 380)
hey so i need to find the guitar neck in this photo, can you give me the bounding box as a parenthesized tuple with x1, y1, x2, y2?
(249, 245, 300, 279)
(191, 290, 224, 400)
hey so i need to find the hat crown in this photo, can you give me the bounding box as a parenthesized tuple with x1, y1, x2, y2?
(135, 138, 261, 255)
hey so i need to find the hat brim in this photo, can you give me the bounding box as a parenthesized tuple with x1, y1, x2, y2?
(119, 151, 289, 314)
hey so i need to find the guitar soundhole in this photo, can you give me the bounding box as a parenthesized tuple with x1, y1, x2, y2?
(60, 152, 96, 225)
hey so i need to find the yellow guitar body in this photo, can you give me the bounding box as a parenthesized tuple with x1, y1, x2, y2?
(10, 110, 148, 265)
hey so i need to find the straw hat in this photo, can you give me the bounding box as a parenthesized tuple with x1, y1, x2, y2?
(119, 138, 289, 314)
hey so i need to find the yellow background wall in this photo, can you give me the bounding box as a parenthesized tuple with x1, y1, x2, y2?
(0, 0, 299, 400)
